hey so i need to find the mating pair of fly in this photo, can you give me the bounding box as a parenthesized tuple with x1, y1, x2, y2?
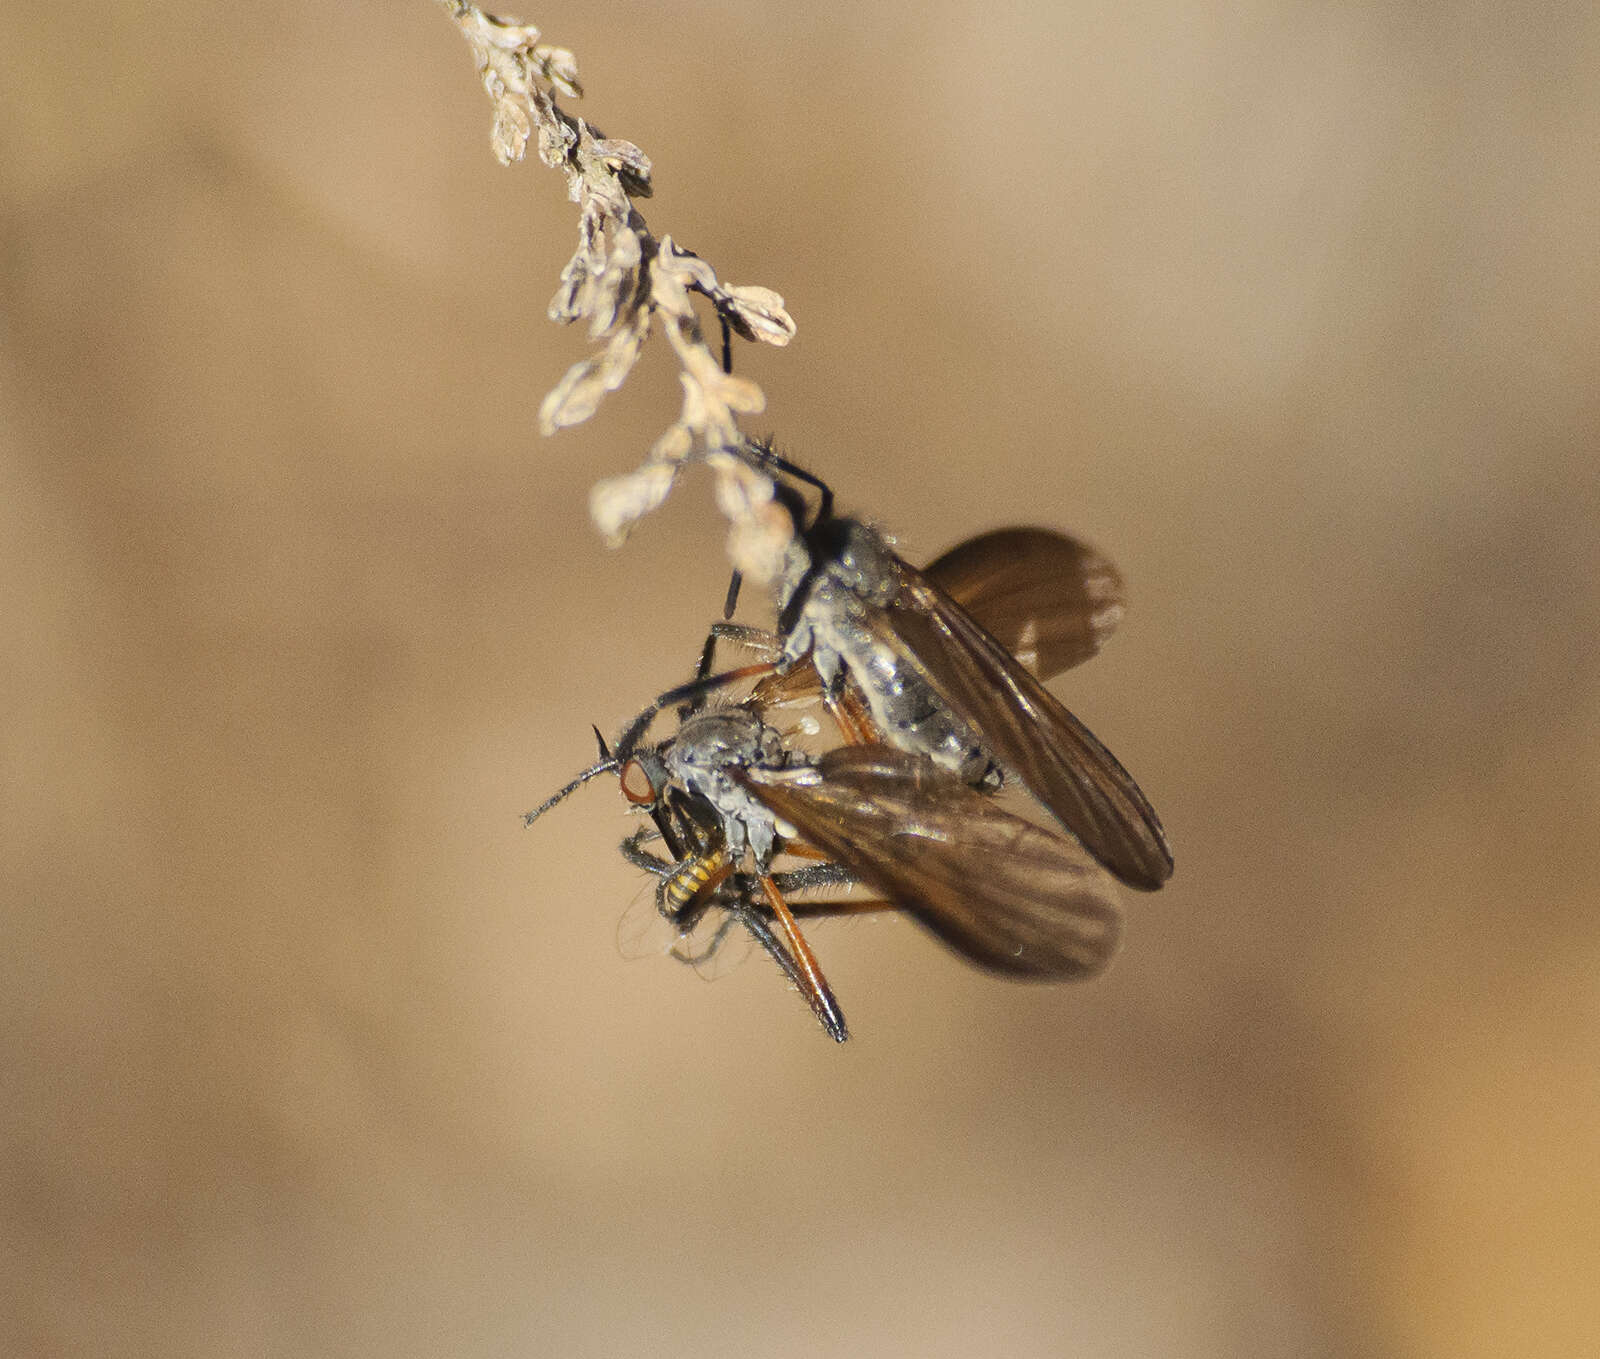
(527, 441, 1173, 1042)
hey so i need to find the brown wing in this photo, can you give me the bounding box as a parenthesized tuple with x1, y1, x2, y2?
(887, 564, 1174, 891)
(742, 746, 1122, 980)
(751, 525, 1123, 712)
(923, 527, 1125, 681)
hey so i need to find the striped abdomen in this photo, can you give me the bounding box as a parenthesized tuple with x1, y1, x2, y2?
(660, 846, 733, 918)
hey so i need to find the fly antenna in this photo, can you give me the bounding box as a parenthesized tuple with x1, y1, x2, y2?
(523, 756, 619, 827)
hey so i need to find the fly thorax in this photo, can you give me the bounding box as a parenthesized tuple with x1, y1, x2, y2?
(794, 573, 861, 691)
(668, 760, 777, 865)
(698, 776, 776, 864)
(831, 521, 900, 608)
(671, 708, 771, 763)
(667, 710, 785, 867)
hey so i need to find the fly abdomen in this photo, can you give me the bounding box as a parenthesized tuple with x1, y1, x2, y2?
(659, 846, 733, 919)
(795, 549, 994, 783)
(839, 625, 992, 781)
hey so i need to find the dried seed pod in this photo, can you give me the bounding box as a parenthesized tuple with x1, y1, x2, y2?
(439, 2, 798, 562)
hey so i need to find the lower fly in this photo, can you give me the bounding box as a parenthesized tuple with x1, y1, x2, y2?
(528, 705, 853, 1041)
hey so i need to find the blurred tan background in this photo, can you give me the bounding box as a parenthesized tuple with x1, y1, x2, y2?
(4, 2, 1597, 1355)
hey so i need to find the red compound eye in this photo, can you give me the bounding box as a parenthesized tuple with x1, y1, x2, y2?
(619, 758, 658, 806)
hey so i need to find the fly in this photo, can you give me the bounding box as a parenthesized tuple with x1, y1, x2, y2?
(527, 703, 855, 1041)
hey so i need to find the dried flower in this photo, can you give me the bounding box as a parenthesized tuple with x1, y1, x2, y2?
(435, 1, 797, 577)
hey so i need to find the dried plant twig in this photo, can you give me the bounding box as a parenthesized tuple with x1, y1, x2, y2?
(435, 1, 799, 580)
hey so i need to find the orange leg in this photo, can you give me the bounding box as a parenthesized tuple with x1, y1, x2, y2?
(758, 874, 849, 1043)
(787, 897, 896, 919)
(776, 841, 832, 862)
(824, 690, 868, 745)
(822, 682, 882, 747)
(716, 661, 781, 685)
(842, 687, 879, 739)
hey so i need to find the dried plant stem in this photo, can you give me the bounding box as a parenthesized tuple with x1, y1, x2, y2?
(435, 1, 798, 580)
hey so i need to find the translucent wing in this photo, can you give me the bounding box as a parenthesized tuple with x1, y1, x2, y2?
(751, 525, 1122, 712)
(743, 745, 1122, 979)
(614, 876, 755, 978)
(885, 564, 1174, 891)
(923, 527, 1125, 682)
